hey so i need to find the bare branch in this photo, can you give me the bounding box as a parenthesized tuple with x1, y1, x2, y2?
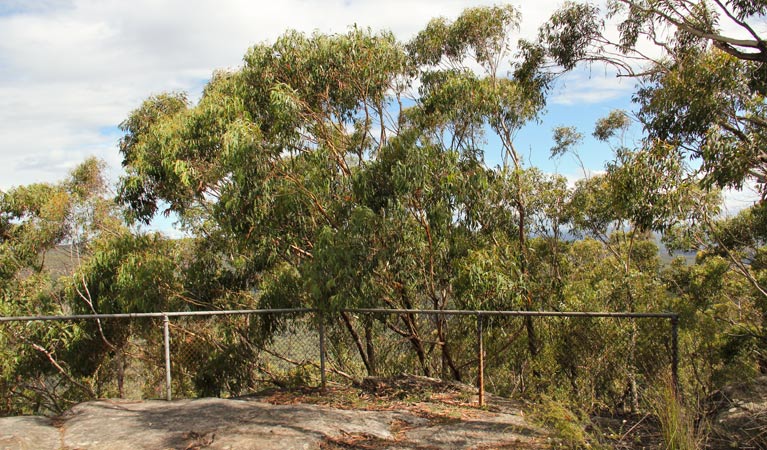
(27, 340, 95, 398)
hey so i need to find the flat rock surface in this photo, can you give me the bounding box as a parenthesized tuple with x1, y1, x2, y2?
(0, 394, 547, 449)
(0, 416, 60, 450)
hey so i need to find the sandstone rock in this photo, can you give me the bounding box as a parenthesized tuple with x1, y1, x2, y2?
(0, 396, 547, 449)
(0, 416, 59, 450)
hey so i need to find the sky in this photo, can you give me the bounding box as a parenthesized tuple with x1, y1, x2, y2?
(0, 0, 757, 232)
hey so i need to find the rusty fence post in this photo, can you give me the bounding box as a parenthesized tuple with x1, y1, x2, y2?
(163, 314, 172, 401)
(477, 312, 484, 407)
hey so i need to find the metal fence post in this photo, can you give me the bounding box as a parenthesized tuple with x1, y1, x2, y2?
(163, 314, 172, 401)
(318, 311, 327, 390)
(671, 315, 679, 394)
(477, 312, 484, 407)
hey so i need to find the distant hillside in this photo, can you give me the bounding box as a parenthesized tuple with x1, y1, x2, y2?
(41, 244, 85, 278)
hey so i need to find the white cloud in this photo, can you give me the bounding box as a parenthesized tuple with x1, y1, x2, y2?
(721, 180, 760, 217)
(550, 69, 636, 106)
(0, 0, 583, 191)
(558, 169, 606, 188)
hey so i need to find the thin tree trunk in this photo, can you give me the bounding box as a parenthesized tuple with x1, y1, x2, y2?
(437, 315, 461, 381)
(518, 198, 539, 361)
(365, 320, 376, 376)
(117, 347, 125, 398)
(401, 313, 429, 377)
(525, 316, 538, 359)
(340, 312, 373, 375)
(760, 321, 767, 374)
(629, 318, 639, 412)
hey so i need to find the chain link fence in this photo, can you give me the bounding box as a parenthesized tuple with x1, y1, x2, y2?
(330, 310, 678, 409)
(0, 309, 677, 416)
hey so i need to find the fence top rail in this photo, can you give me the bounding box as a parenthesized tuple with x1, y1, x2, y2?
(343, 308, 678, 319)
(0, 308, 315, 322)
(0, 307, 677, 322)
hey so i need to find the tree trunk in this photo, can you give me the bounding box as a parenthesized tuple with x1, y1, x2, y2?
(401, 313, 430, 377)
(340, 312, 373, 375)
(365, 320, 376, 376)
(437, 315, 461, 381)
(628, 318, 639, 412)
(518, 196, 539, 362)
(117, 347, 125, 399)
(525, 316, 538, 360)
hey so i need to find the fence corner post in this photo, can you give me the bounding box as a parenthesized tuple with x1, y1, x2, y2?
(318, 310, 327, 391)
(163, 314, 172, 401)
(477, 312, 484, 407)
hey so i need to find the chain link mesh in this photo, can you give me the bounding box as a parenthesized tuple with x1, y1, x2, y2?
(0, 310, 675, 416)
(168, 311, 320, 397)
(326, 311, 674, 410)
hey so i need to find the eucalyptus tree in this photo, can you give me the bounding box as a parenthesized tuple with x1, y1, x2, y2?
(664, 202, 767, 377)
(553, 108, 717, 409)
(0, 157, 117, 313)
(541, 0, 766, 201)
(0, 158, 130, 413)
(540, 0, 766, 287)
(406, 5, 553, 361)
(117, 5, 561, 378)
(540, 1, 767, 389)
(119, 27, 415, 375)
